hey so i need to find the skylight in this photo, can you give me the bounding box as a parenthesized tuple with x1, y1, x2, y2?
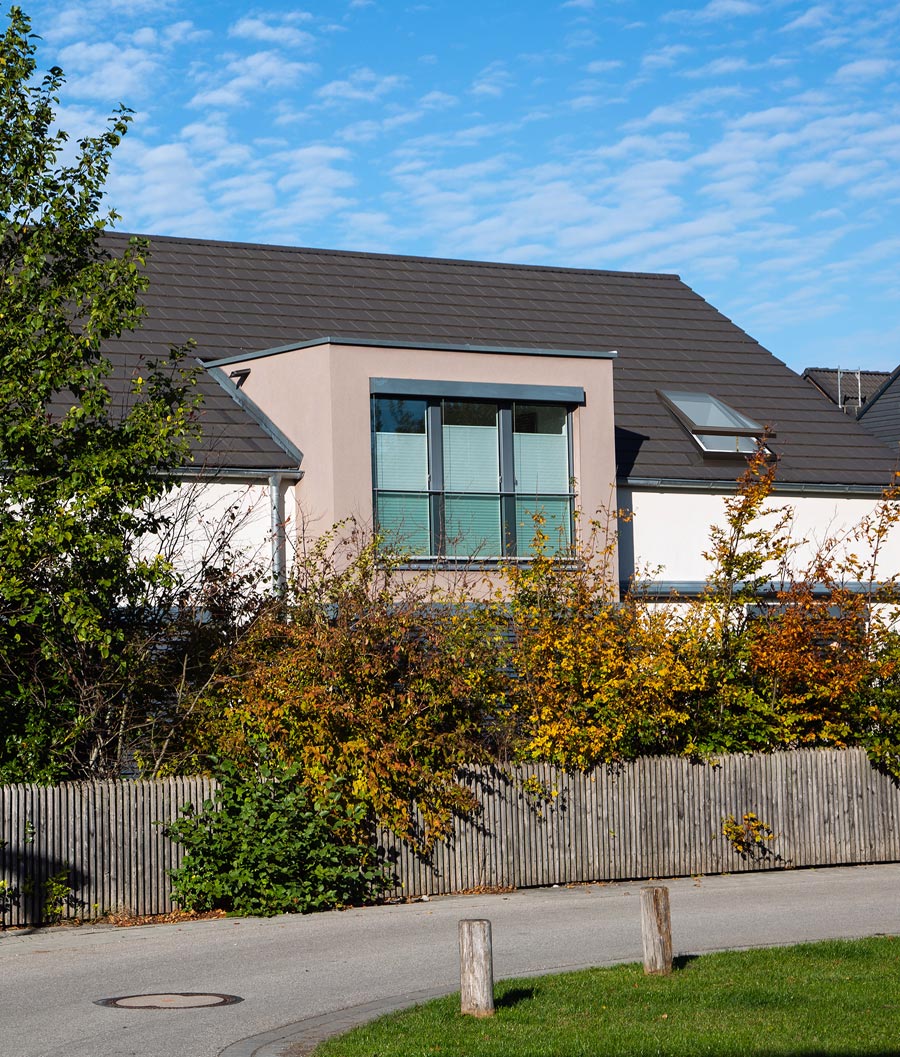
(658, 390, 770, 457)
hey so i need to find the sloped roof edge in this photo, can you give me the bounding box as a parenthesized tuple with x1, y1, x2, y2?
(857, 364, 900, 420)
(205, 364, 304, 468)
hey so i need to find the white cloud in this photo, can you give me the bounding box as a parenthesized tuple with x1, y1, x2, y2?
(684, 56, 752, 77)
(190, 51, 318, 109)
(733, 105, 807, 129)
(337, 108, 424, 143)
(641, 44, 692, 71)
(33, 0, 153, 41)
(316, 68, 406, 104)
(665, 0, 761, 23)
(108, 139, 221, 236)
(470, 61, 515, 98)
(58, 41, 159, 102)
(163, 21, 207, 45)
(420, 91, 458, 110)
(628, 86, 747, 128)
(781, 5, 831, 32)
(229, 15, 315, 51)
(262, 145, 356, 237)
(833, 58, 894, 83)
(586, 60, 624, 73)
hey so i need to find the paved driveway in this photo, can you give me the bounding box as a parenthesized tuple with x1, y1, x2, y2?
(2, 864, 899, 1057)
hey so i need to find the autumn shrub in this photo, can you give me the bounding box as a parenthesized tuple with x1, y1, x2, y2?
(501, 452, 900, 776)
(198, 522, 509, 849)
(195, 456, 900, 851)
(501, 521, 706, 767)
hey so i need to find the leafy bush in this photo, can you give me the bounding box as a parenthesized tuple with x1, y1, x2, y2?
(167, 756, 386, 916)
(197, 522, 508, 850)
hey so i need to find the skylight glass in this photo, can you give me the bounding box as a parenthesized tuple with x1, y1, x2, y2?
(658, 390, 762, 434)
(657, 389, 770, 458)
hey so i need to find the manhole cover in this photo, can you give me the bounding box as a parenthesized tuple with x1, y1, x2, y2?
(95, 993, 243, 1010)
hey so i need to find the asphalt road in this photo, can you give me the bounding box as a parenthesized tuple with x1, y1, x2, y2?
(2, 863, 899, 1057)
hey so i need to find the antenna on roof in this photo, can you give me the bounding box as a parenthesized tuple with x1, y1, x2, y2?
(837, 366, 843, 410)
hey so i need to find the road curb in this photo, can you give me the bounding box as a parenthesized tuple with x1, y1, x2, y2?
(217, 987, 452, 1057)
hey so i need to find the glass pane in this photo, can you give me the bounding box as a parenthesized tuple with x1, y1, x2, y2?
(442, 401, 499, 493)
(514, 404, 567, 435)
(695, 433, 758, 454)
(514, 403, 568, 494)
(444, 494, 502, 558)
(373, 397, 428, 491)
(375, 492, 430, 555)
(372, 397, 427, 434)
(660, 390, 760, 431)
(516, 496, 572, 556)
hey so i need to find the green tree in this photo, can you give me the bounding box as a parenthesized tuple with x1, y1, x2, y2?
(0, 7, 200, 781)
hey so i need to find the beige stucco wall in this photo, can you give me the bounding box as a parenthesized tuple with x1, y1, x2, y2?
(223, 341, 617, 548)
(619, 487, 900, 586)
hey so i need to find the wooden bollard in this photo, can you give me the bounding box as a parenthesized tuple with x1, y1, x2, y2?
(640, 885, 673, 975)
(459, 919, 495, 1017)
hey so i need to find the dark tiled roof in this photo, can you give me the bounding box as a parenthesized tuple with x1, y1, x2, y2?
(802, 367, 892, 414)
(101, 232, 899, 489)
(856, 367, 900, 450)
(87, 292, 302, 472)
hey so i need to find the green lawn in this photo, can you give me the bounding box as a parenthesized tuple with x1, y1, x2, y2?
(313, 937, 900, 1057)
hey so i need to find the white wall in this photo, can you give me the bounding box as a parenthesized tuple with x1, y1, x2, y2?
(139, 478, 291, 583)
(618, 488, 900, 586)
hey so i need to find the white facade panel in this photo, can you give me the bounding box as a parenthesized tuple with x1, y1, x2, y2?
(140, 479, 291, 582)
(620, 488, 900, 587)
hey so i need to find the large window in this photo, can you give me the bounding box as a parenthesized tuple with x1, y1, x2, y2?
(371, 385, 578, 559)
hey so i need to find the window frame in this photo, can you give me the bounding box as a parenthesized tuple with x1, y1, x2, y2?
(370, 379, 584, 561)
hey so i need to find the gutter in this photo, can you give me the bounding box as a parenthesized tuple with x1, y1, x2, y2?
(622, 579, 892, 598)
(619, 476, 894, 499)
(175, 465, 303, 482)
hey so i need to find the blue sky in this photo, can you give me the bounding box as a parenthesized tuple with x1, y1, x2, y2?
(20, 0, 900, 373)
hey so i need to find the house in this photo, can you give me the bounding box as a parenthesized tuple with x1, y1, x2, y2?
(856, 368, 900, 452)
(804, 365, 900, 463)
(100, 233, 900, 594)
(802, 367, 892, 417)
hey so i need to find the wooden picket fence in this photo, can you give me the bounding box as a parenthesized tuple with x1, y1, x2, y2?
(2, 748, 899, 926)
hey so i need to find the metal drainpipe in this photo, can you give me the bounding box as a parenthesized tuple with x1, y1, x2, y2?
(269, 472, 287, 594)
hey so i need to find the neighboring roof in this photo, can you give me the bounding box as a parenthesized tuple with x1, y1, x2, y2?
(802, 367, 892, 414)
(100, 232, 899, 490)
(856, 366, 900, 450)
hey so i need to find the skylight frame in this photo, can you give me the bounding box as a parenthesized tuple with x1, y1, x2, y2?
(657, 389, 774, 459)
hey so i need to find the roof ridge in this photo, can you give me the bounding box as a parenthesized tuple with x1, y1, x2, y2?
(804, 366, 891, 376)
(103, 230, 681, 283)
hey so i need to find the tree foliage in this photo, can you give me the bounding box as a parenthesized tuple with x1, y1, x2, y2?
(0, 7, 202, 781)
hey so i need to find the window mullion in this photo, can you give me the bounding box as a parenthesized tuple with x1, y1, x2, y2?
(426, 401, 444, 555)
(498, 403, 516, 557)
